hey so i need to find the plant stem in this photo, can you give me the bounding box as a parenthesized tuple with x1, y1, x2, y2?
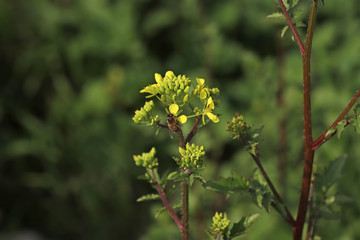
(177, 127, 189, 240)
(239, 135, 295, 226)
(277, 0, 305, 56)
(150, 170, 183, 231)
(185, 116, 202, 144)
(294, 1, 318, 239)
(312, 89, 360, 150)
(181, 180, 189, 240)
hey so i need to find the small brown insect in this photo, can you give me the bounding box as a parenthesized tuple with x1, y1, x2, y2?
(166, 114, 181, 133)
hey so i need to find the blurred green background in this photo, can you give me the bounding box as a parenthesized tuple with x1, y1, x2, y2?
(1, 0, 360, 239)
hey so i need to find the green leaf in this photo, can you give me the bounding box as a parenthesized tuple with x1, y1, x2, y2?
(229, 213, 260, 238)
(325, 127, 336, 138)
(316, 155, 347, 189)
(281, 26, 289, 38)
(203, 172, 249, 197)
(248, 170, 274, 212)
(137, 193, 160, 202)
(336, 119, 347, 138)
(137, 174, 151, 181)
(267, 12, 285, 21)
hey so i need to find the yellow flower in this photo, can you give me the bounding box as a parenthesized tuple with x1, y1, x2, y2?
(169, 104, 187, 124)
(194, 78, 210, 100)
(202, 97, 219, 124)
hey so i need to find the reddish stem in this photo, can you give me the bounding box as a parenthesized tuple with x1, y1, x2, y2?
(312, 90, 360, 150)
(294, 1, 317, 239)
(150, 170, 183, 231)
(278, 0, 305, 56)
(185, 116, 202, 144)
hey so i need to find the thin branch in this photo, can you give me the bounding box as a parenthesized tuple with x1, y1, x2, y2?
(239, 135, 296, 226)
(278, 0, 305, 56)
(185, 116, 202, 144)
(150, 170, 183, 231)
(312, 90, 360, 150)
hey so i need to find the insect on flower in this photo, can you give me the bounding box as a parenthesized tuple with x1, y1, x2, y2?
(167, 113, 181, 133)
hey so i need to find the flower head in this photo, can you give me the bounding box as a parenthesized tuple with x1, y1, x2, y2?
(133, 100, 160, 126)
(140, 71, 191, 106)
(177, 143, 205, 170)
(211, 212, 230, 236)
(133, 147, 159, 169)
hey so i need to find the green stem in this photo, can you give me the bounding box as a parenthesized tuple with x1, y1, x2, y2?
(294, 1, 318, 239)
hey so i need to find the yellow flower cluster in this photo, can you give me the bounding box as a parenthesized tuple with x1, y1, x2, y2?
(133, 147, 159, 169)
(132, 100, 160, 126)
(140, 71, 191, 106)
(177, 143, 205, 170)
(134, 71, 220, 128)
(211, 212, 230, 235)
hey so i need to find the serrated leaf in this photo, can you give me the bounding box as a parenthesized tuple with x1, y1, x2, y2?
(229, 213, 260, 238)
(267, 12, 285, 21)
(203, 172, 249, 197)
(137, 193, 160, 202)
(262, 192, 273, 213)
(281, 26, 289, 38)
(249, 170, 274, 212)
(154, 202, 181, 218)
(316, 155, 346, 189)
(167, 171, 179, 180)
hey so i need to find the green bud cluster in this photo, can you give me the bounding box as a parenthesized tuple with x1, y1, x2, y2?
(227, 114, 252, 140)
(133, 147, 159, 169)
(140, 71, 191, 106)
(132, 100, 160, 126)
(177, 143, 205, 170)
(211, 212, 230, 235)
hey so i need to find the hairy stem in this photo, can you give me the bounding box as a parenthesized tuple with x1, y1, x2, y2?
(294, 1, 318, 239)
(181, 180, 189, 240)
(277, 0, 305, 56)
(312, 90, 360, 150)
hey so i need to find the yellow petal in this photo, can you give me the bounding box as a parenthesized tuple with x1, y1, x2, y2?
(154, 73, 162, 83)
(206, 112, 219, 123)
(196, 78, 205, 86)
(178, 115, 187, 124)
(207, 97, 215, 110)
(169, 104, 179, 115)
(200, 89, 208, 99)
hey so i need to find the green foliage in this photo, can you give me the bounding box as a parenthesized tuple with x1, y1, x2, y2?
(203, 171, 249, 197)
(1, 0, 360, 239)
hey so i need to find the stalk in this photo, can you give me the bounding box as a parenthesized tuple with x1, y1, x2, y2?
(294, 1, 318, 239)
